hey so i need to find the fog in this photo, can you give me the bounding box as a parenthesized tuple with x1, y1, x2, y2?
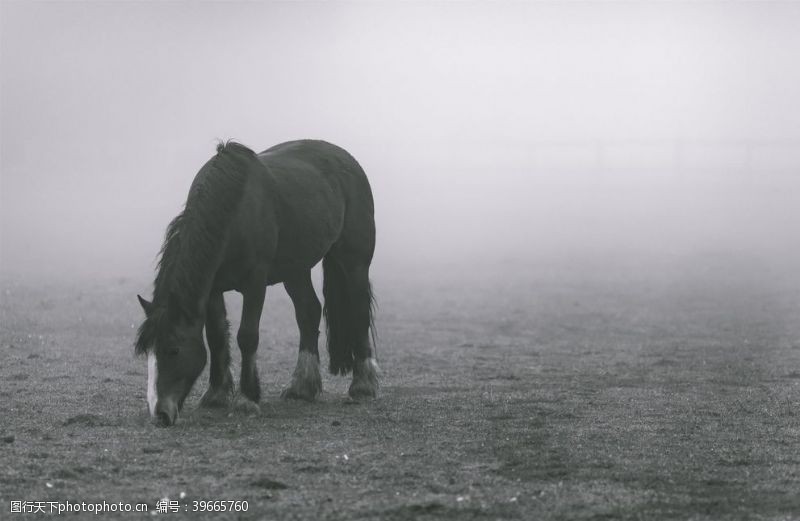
(2, 1, 799, 283)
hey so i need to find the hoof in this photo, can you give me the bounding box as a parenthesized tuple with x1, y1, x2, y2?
(348, 382, 377, 400)
(230, 394, 260, 416)
(348, 358, 380, 400)
(199, 386, 233, 409)
(281, 352, 322, 402)
(281, 383, 321, 402)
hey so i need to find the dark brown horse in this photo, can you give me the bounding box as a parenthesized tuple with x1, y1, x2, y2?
(135, 140, 378, 426)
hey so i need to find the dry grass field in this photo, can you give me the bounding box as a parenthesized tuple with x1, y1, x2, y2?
(2, 254, 799, 520)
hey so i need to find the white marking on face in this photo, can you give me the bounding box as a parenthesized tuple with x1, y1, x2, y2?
(147, 352, 158, 416)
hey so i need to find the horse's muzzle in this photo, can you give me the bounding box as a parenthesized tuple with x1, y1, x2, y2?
(154, 400, 178, 427)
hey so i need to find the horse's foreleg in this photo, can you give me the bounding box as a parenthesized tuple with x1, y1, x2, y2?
(199, 291, 234, 408)
(281, 271, 322, 401)
(236, 283, 266, 410)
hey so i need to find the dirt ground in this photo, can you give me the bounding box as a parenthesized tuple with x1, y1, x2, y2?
(2, 254, 800, 520)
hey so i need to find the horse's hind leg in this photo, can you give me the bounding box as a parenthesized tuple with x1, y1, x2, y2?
(326, 252, 380, 400)
(347, 261, 380, 399)
(199, 291, 234, 408)
(281, 271, 323, 401)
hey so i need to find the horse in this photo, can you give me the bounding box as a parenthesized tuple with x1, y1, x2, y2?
(135, 140, 379, 426)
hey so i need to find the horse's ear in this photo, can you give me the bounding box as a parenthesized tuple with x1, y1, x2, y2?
(137, 295, 153, 316)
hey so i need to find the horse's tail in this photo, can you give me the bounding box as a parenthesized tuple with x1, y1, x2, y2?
(322, 253, 376, 376)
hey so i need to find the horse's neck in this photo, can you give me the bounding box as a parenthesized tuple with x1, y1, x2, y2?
(185, 245, 226, 321)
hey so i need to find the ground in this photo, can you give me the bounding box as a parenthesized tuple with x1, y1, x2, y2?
(1, 254, 799, 520)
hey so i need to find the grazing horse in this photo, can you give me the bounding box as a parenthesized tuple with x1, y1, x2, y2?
(135, 140, 378, 426)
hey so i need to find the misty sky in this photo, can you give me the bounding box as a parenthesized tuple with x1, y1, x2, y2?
(1, 1, 799, 280)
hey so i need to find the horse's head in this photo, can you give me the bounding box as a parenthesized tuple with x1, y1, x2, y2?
(136, 294, 207, 426)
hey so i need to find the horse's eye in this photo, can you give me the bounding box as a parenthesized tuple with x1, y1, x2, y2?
(167, 346, 179, 357)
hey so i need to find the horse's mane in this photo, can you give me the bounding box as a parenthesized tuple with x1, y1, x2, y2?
(135, 141, 256, 355)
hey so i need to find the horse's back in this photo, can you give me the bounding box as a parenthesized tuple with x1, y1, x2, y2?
(258, 140, 369, 187)
(257, 139, 374, 230)
(253, 140, 374, 280)
(264, 140, 375, 260)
